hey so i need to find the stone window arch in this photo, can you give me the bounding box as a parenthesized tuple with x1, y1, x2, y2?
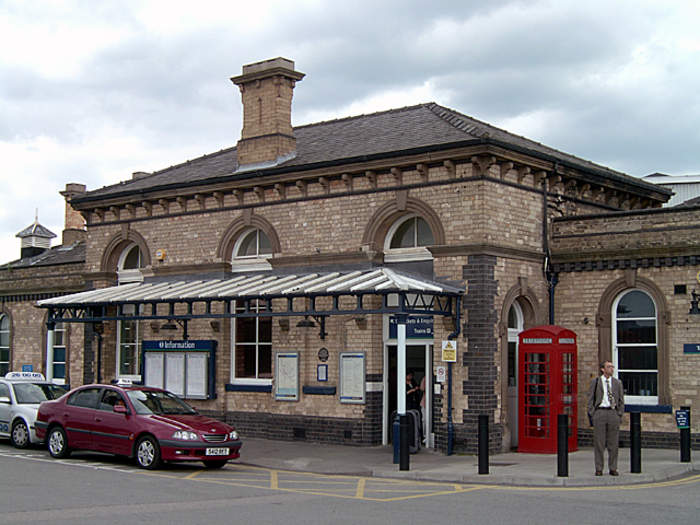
(101, 229, 151, 282)
(596, 275, 669, 405)
(363, 196, 445, 261)
(217, 212, 280, 272)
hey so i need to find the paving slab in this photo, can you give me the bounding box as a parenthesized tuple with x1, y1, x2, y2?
(237, 438, 699, 487)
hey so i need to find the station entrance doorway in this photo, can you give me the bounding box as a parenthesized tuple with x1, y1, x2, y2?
(383, 342, 434, 448)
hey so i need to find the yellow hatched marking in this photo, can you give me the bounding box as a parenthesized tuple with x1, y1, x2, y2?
(183, 470, 203, 480)
(270, 469, 279, 490)
(355, 478, 366, 498)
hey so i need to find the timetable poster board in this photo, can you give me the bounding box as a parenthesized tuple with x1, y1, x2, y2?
(144, 352, 164, 389)
(142, 340, 215, 400)
(275, 352, 299, 401)
(339, 352, 365, 404)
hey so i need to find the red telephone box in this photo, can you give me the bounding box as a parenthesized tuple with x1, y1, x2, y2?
(517, 325, 578, 453)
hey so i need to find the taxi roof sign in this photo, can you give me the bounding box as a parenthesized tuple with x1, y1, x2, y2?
(115, 378, 133, 386)
(5, 371, 46, 381)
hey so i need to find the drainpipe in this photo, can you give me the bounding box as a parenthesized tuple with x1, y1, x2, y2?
(542, 171, 558, 325)
(446, 296, 462, 456)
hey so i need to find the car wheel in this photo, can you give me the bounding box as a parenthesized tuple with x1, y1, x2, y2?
(202, 460, 228, 469)
(47, 426, 71, 458)
(11, 420, 30, 449)
(135, 436, 162, 470)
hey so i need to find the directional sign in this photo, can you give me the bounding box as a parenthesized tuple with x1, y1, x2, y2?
(675, 409, 690, 429)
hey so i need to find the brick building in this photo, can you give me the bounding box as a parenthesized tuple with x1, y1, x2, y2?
(1, 57, 697, 453)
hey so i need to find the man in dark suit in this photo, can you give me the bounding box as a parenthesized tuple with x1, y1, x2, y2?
(587, 361, 625, 476)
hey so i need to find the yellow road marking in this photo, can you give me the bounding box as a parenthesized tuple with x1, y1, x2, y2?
(183, 470, 203, 480)
(355, 478, 366, 498)
(270, 469, 278, 490)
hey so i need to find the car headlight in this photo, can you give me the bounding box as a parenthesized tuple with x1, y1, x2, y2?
(172, 430, 199, 441)
(228, 430, 239, 441)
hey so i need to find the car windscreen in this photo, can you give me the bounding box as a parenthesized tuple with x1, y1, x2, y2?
(13, 383, 66, 404)
(126, 390, 197, 415)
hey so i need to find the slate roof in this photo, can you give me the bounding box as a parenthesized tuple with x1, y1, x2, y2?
(0, 242, 85, 270)
(75, 103, 669, 203)
(15, 221, 57, 239)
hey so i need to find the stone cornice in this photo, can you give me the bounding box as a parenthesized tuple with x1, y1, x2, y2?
(74, 144, 663, 227)
(429, 243, 544, 263)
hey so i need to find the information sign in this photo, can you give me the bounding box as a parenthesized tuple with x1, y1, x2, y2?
(683, 344, 700, 354)
(675, 409, 690, 429)
(442, 340, 457, 362)
(339, 352, 365, 404)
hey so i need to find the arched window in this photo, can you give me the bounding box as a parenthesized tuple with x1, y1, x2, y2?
(612, 290, 658, 404)
(231, 228, 273, 272)
(507, 303, 524, 388)
(0, 314, 10, 376)
(117, 243, 145, 284)
(234, 228, 272, 258)
(388, 216, 434, 249)
(384, 215, 434, 262)
(116, 243, 144, 379)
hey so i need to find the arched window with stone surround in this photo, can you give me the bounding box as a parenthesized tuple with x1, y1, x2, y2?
(0, 314, 10, 376)
(117, 243, 145, 284)
(234, 228, 272, 259)
(612, 289, 658, 405)
(116, 242, 145, 379)
(384, 215, 435, 262)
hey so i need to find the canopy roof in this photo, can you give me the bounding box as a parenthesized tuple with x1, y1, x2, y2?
(37, 268, 463, 325)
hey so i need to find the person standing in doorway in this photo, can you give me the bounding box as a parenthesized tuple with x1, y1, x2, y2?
(587, 361, 625, 476)
(406, 371, 420, 411)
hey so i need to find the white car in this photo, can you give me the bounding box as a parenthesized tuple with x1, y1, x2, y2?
(0, 372, 67, 448)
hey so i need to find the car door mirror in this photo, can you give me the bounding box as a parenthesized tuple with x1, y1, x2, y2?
(113, 404, 128, 414)
(0, 396, 10, 404)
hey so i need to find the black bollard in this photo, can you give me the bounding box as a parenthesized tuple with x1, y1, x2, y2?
(680, 406, 691, 463)
(399, 414, 410, 471)
(630, 412, 641, 473)
(557, 414, 568, 477)
(478, 414, 489, 475)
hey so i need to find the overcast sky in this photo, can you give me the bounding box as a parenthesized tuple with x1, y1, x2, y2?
(1, 0, 699, 262)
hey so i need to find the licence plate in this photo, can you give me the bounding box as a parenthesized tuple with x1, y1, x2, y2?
(205, 447, 230, 456)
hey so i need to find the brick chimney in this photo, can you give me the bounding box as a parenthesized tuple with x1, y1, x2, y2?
(231, 57, 305, 169)
(59, 183, 87, 246)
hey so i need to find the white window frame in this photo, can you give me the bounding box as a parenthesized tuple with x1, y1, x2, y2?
(52, 322, 67, 385)
(116, 305, 142, 381)
(0, 314, 9, 376)
(117, 243, 144, 283)
(384, 214, 433, 263)
(612, 290, 658, 405)
(231, 228, 273, 272)
(230, 300, 272, 385)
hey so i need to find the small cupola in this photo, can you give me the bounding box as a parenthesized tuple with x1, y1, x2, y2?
(231, 57, 305, 170)
(16, 213, 56, 259)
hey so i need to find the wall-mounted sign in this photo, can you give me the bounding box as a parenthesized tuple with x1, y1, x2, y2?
(317, 364, 328, 382)
(683, 344, 700, 354)
(389, 316, 434, 339)
(275, 352, 299, 401)
(142, 340, 216, 400)
(318, 347, 329, 362)
(339, 352, 365, 404)
(436, 365, 446, 383)
(675, 409, 690, 429)
(442, 340, 457, 362)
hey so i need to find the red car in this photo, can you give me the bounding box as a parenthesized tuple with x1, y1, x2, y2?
(35, 384, 241, 469)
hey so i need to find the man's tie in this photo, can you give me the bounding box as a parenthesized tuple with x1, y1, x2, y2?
(607, 378, 614, 408)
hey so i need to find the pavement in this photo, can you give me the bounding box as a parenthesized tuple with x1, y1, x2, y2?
(238, 438, 699, 487)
